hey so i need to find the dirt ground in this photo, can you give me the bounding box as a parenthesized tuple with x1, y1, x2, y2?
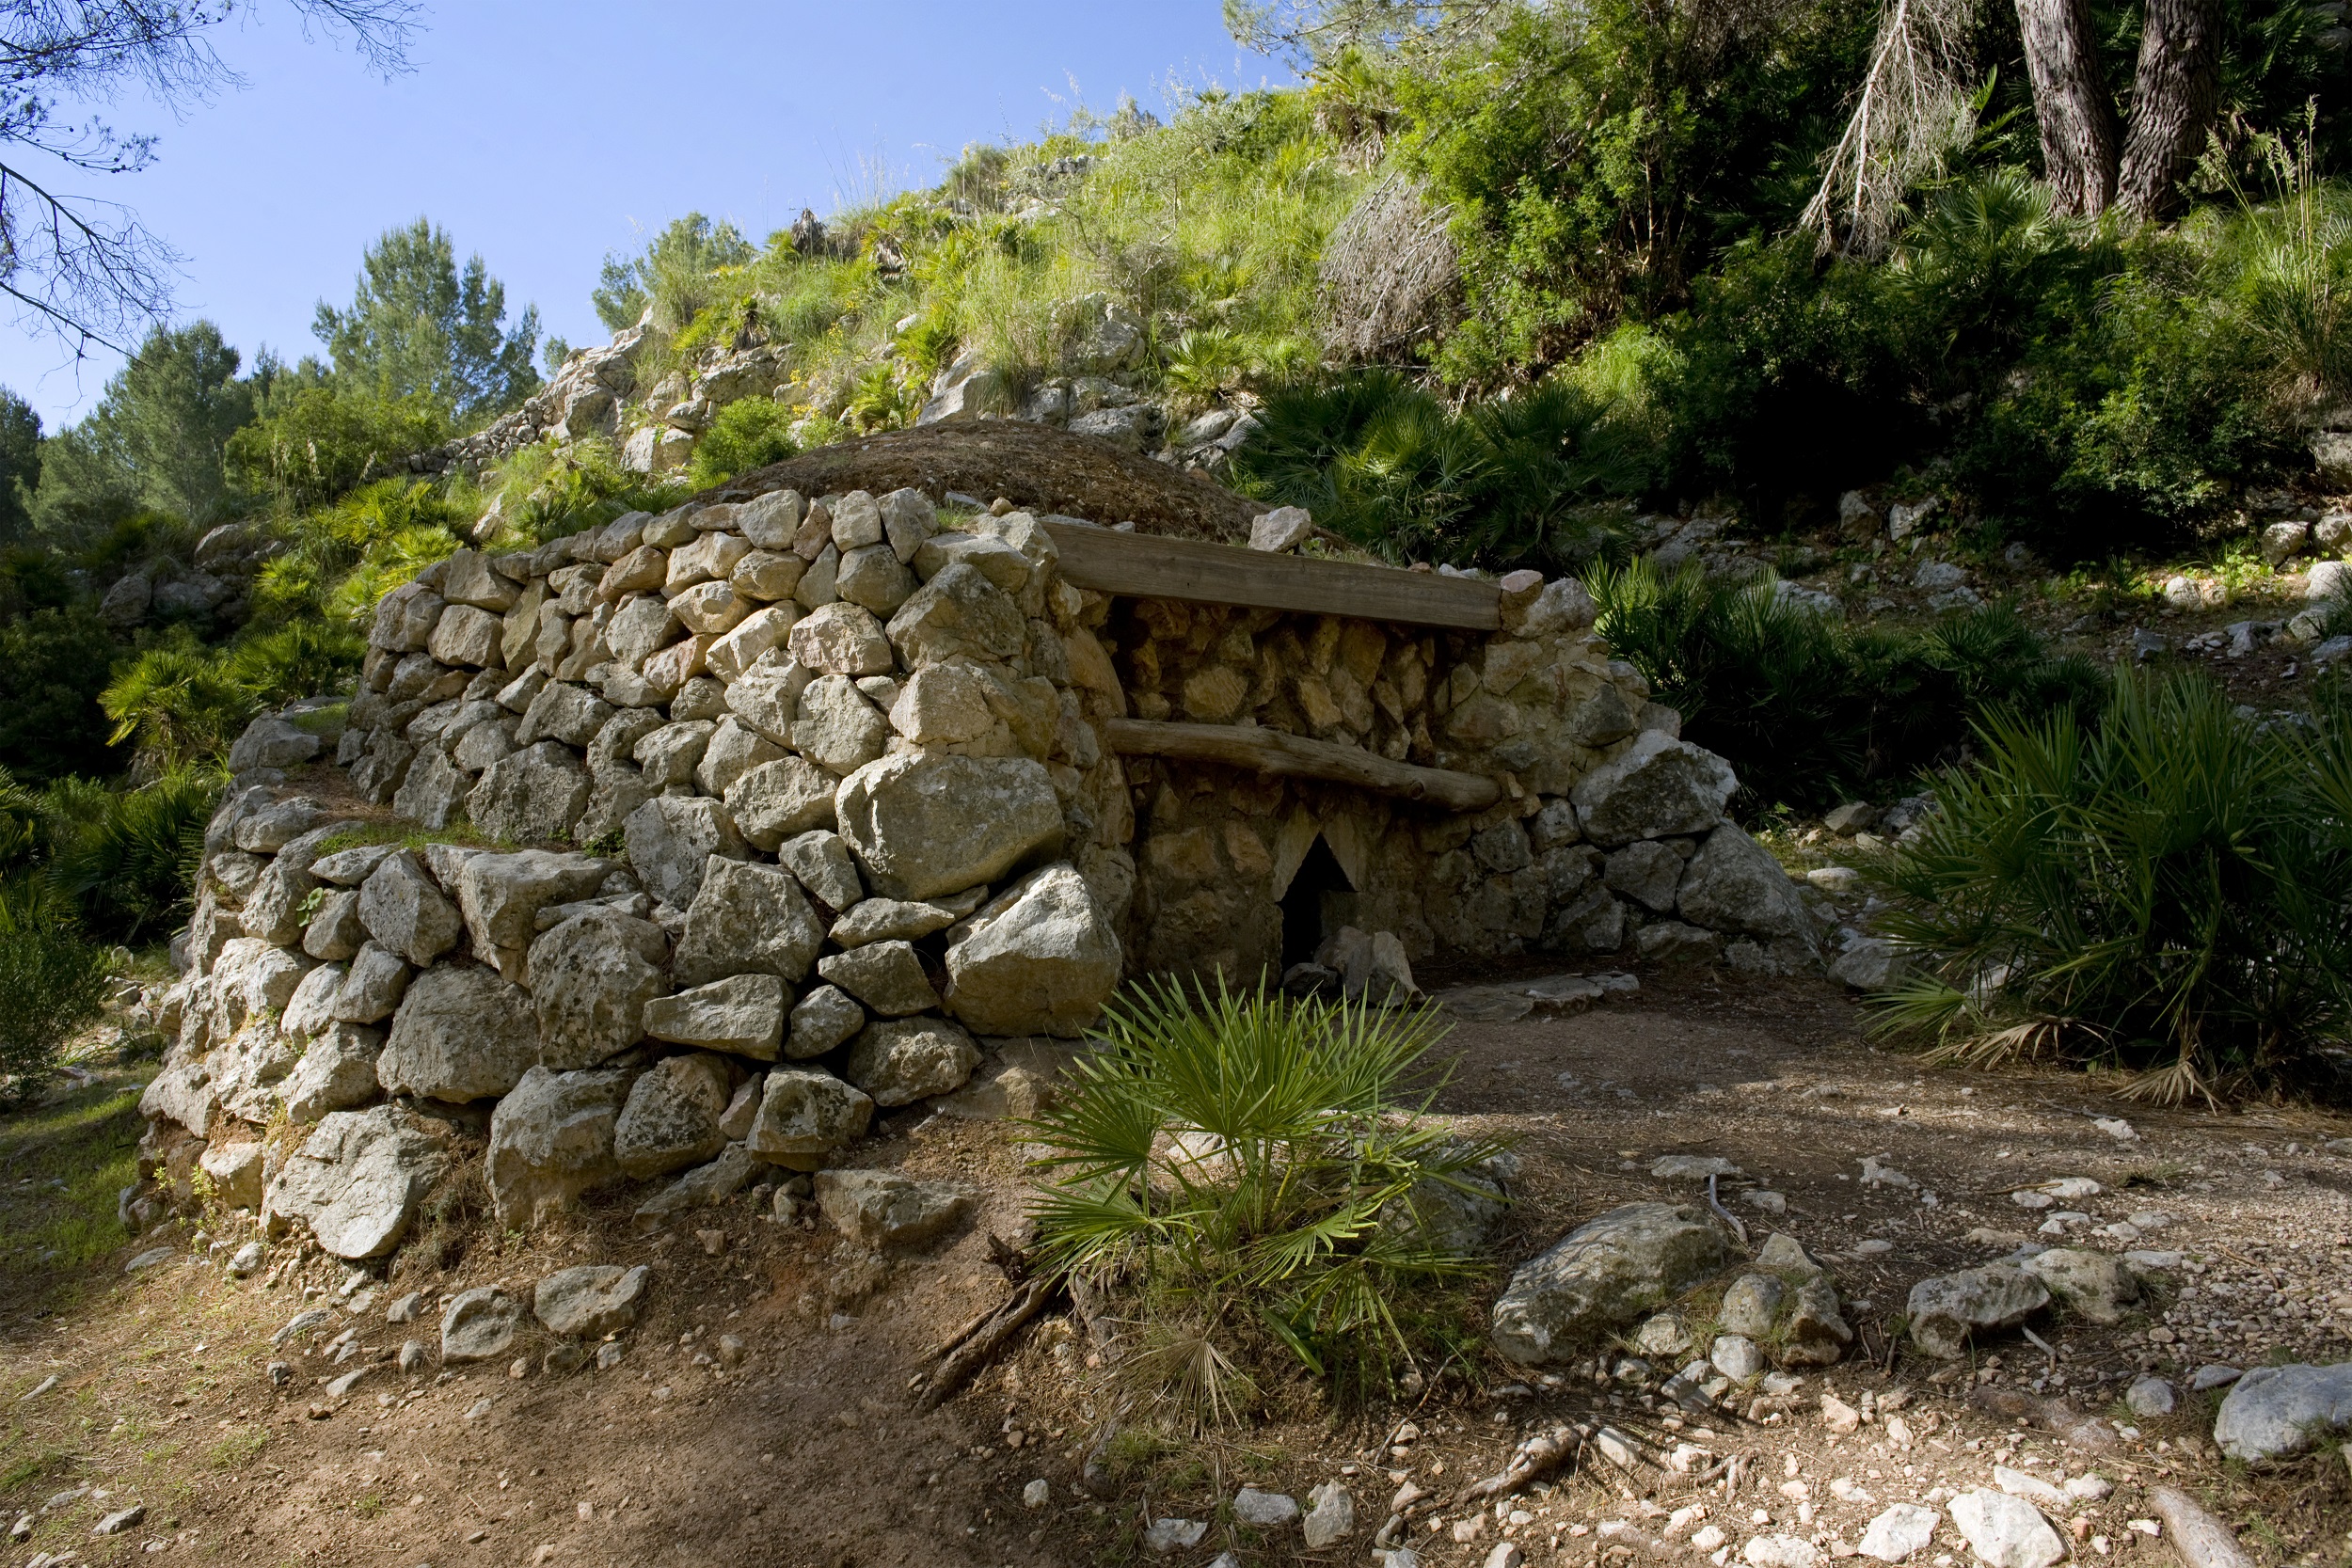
(6, 969, 2350, 1568)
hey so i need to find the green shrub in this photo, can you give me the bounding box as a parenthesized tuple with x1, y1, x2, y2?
(43, 769, 217, 942)
(686, 398, 801, 490)
(0, 607, 124, 783)
(225, 380, 450, 513)
(1028, 976, 1503, 1418)
(0, 879, 116, 1101)
(1229, 371, 1645, 567)
(1867, 672, 2352, 1102)
(487, 437, 685, 543)
(99, 638, 259, 772)
(1589, 556, 2105, 807)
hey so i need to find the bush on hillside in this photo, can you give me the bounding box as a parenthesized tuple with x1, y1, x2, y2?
(44, 768, 217, 942)
(1029, 976, 1502, 1416)
(1588, 556, 2105, 807)
(0, 877, 116, 1102)
(0, 608, 123, 784)
(686, 398, 801, 490)
(226, 379, 451, 513)
(1229, 371, 1646, 567)
(1867, 672, 2352, 1103)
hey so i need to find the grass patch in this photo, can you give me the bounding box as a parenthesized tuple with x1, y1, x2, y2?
(206, 1428, 268, 1469)
(312, 818, 507, 857)
(0, 1080, 145, 1291)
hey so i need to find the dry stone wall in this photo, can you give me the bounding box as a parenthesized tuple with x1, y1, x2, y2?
(134, 479, 1824, 1265)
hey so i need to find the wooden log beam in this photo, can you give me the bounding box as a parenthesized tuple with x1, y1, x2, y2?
(1104, 718, 1502, 811)
(1042, 521, 1502, 631)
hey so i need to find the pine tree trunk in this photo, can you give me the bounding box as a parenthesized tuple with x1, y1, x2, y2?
(2115, 0, 2220, 219)
(2013, 0, 2121, 216)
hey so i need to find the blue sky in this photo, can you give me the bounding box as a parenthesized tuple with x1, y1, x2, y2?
(2, 2, 1289, 427)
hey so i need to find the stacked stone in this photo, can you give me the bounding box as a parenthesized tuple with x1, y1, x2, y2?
(140, 486, 1134, 1261)
(1111, 569, 1824, 978)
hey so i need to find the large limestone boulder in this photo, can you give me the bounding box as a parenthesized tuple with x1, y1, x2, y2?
(279, 1023, 383, 1122)
(670, 858, 823, 988)
(1676, 823, 1814, 942)
(262, 1105, 447, 1259)
(2019, 1246, 2139, 1325)
(746, 1068, 873, 1161)
(725, 757, 838, 849)
(376, 964, 540, 1102)
(330, 942, 411, 1024)
(644, 974, 787, 1058)
(814, 1169, 973, 1250)
(792, 676, 892, 775)
(527, 909, 669, 1069)
(1569, 732, 1739, 847)
(695, 717, 781, 797)
(625, 796, 747, 908)
(942, 863, 1121, 1037)
(454, 849, 611, 982)
(468, 741, 592, 844)
(834, 752, 1062, 900)
(787, 601, 894, 676)
(485, 1066, 629, 1227)
(2213, 1362, 2352, 1460)
(358, 851, 463, 967)
(885, 562, 1026, 668)
(534, 1264, 651, 1338)
(1906, 1263, 2051, 1359)
(227, 715, 323, 772)
(723, 651, 814, 745)
(612, 1053, 731, 1179)
(1491, 1203, 1730, 1365)
(777, 830, 864, 911)
(817, 940, 938, 1016)
(516, 679, 615, 748)
(844, 1017, 981, 1106)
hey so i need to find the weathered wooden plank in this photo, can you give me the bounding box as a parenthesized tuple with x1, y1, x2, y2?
(1042, 521, 1502, 631)
(1104, 718, 1502, 811)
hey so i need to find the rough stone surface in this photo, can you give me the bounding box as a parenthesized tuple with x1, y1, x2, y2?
(1947, 1489, 2063, 1568)
(331, 942, 411, 1024)
(776, 831, 863, 911)
(527, 910, 670, 1069)
(942, 863, 1121, 1037)
(834, 752, 1062, 900)
(792, 675, 893, 775)
(279, 1023, 383, 1122)
(2020, 1246, 2138, 1325)
(262, 1106, 446, 1259)
(376, 964, 539, 1102)
(813, 1168, 974, 1248)
(1569, 732, 1738, 847)
(612, 1053, 732, 1179)
(1492, 1204, 1731, 1364)
(485, 1066, 629, 1226)
(671, 858, 823, 988)
(358, 851, 463, 967)
(787, 601, 894, 675)
(843, 1016, 981, 1106)
(817, 941, 939, 1017)
(1856, 1503, 1939, 1564)
(468, 741, 593, 844)
(440, 1287, 524, 1364)
(745, 1068, 874, 1159)
(724, 757, 838, 849)
(533, 1264, 651, 1338)
(885, 562, 1026, 668)
(625, 796, 747, 908)
(787, 984, 866, 1059)
(2213, 1362, 2352, 1459)
(1906, 1263, 2050, 1359)
(643, 974, 787, 1059)
(1677, 824, 1813, 941)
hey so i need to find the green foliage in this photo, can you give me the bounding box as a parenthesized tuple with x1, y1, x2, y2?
(226, 367, 450, 513)
(1231, 370, 1645, 566)
(0, 388, 40, 541)
(0, 879, 115, 1099)
(0, 607, 121, 783)
(685, 398, 800, 490)
(595, 213, 757, 335)
(1589, 556, 2106, 807)
(98, 635, 257, 773)
(486, 438, 686, 546)
(40, 768, 216, 942)
(30, 323, 254, 540)
(1029, 976, 1503, 1417)
(1394, 0, 1875, 387)
(249, 477, 466, 628)
(314, 218, 541, 424)
(1867, 672, 2352, 1102)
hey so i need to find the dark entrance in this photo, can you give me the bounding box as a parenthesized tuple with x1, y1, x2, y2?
(1280, 835, 1358, 969)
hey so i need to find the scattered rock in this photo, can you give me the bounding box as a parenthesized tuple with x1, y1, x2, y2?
(533, 1264, 651, 1338)
(2020, 1247, 2138, 1324)
(2212, 1361, 2352, 1460)
(1947, 1488, 2064, 1568)
(1302, 1481, 1355, 1548)
(1905, 1263, 2049, 1358)
(440, 1287, 523, 1363)
(1856, 1502, 1938, 1563)
(812, 1169, 974, 1249)
(1492, 1203, 1729, 1365)
(1232, 1486, 1300, 1526)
